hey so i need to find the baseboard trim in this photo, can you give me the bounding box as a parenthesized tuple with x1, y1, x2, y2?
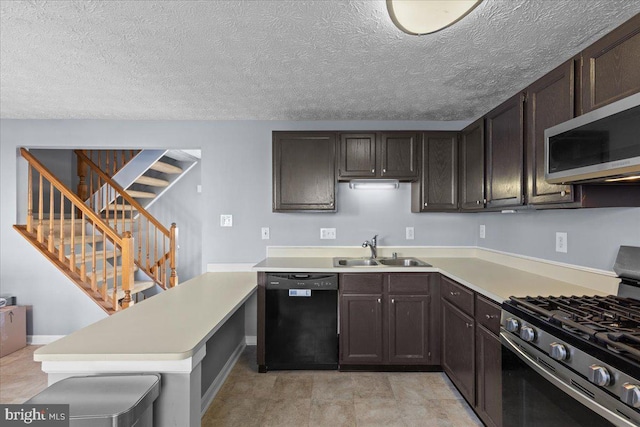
(28, 335, 65, 345)
(245, 335, 257, 346)
(200, 340, 246, 416)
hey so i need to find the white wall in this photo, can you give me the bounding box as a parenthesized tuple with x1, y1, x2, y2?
(2, 119, 639, 335)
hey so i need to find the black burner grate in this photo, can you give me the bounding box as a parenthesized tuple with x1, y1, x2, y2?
(508, 295, 640, 362)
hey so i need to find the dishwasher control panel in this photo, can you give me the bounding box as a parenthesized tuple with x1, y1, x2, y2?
(266, 273, 338, 290)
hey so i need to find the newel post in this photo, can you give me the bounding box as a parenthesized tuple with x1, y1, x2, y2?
(170, 223, 178, 288)
(76, 150, 88, 218)
(121, 231, 135, 308)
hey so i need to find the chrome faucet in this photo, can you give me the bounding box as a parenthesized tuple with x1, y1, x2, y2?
(362, 235, 378, 259)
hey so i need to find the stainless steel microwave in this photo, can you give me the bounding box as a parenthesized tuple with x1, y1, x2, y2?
(545, 92, 640, 184)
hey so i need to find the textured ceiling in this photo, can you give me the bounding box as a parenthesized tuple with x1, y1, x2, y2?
(1, 1, 639, 121)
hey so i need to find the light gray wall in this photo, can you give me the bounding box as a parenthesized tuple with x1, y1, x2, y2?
(0, 119, 469, 335)
(474, 207, 640, 271)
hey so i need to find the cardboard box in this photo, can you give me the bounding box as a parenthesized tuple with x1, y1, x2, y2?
(0, 305, 27, 357)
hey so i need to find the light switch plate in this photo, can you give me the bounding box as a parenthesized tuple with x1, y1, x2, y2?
(261, 227, 270, 240)
(556, 232, 568, 253)
(320, 228, 336, 239)
(406, 227, 414, 240)
(220, 215, 233, 227)
(479, 224, 486, 239)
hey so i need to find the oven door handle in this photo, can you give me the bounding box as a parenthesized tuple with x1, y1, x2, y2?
(501, 332, 637, 427)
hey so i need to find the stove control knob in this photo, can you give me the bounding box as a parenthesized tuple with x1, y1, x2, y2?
(621, 383, 640, 408)
(519, 326, 536, 342)
(549, 342, 568, 361)
(588, 365, 611, 387)
(505, 318, 520, 333)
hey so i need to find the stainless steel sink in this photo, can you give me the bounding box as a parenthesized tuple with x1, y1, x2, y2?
(334, 258, 379, 267)
(333, 257, 431, 267)
(377, 257, 431, 267)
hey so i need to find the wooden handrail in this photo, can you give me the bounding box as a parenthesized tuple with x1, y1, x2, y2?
(74, 150, 171, 236)
(20, 148, 123, 244)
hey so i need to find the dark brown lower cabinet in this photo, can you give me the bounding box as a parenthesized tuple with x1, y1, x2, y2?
(340, 294, 384, 364)
(388, 294, 431, 364)
(441, 298, 475, 403)
(340, 273, 438, 367)
(476, 324, 502, 427)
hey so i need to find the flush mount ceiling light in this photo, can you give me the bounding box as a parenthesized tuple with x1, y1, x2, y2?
(349, 179, 400, 190)
(387, 0, 483, 35)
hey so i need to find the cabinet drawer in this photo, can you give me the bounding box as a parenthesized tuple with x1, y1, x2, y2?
(387, 273, 432, 294)
(340, 273, 383, 294)
(441, 276, 474, 315)
(475, 295, 501, 335)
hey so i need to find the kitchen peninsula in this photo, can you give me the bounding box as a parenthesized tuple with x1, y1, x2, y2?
(33, 272, 256, 427)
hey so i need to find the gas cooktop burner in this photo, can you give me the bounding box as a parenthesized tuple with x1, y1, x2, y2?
(506, 295, 640, 363)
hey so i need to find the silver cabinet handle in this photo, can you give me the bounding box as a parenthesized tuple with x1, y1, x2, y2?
(485, 314, 498, 319)
(391, 298, 395, 304)
(371, 169, 375, 173)
(465, 323, 473, 328)
(377, 298, 381, 303)
(450, 291, 460, 296)
(424, 202, 428, 207)
(476, 200, 481, 205)
(383, 168, 386, 173)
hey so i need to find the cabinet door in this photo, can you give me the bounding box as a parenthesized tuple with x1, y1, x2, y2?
(459, 119, 485, 211)
(273, 132, 336, 211)
(442, 299, 475, 403)
(388, 295, 432, 364)
(581, 14, 640, 114)
(412, 132, 458, 212)
(485, 93, 525, 208)
(379, 132, 419, 179)
(340, 294, 384, 364)
(526, 59, 576, 205)
(476, 324, 502, 427)
(339, 133, 377, 179)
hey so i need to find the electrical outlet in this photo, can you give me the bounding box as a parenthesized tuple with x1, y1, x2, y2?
(261, 227, 270, 240)
(556, 232, 568, 253)
(220, 215, 233, 227)
(406, 227, 414, 240)
(196, 184, 202, 193)
(320, 228, 336, 239)
(479, 224, 486, 239)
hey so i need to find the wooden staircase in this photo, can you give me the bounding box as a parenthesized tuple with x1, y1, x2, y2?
(14, 148, 178, 315)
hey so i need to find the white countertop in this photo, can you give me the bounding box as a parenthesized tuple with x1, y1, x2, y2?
(34, 272, 257, 362)
(253, 256, 612, 303)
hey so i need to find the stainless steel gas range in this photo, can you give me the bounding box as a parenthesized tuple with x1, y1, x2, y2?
(500, 246, 640, 427)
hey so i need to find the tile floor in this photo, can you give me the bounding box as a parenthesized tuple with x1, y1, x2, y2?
(202, 347, 483, 427)
(1, 346, 483, 426)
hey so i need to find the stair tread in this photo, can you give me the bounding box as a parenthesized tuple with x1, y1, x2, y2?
(76, 249, 119, 261)
(92, 264, 139, 281)
(53, 234, 104, 245)
(106, 203, 138, 211)
(149, 161, 183, 174)
(126, 190, 156, 199)
(135, 175, 169, 187)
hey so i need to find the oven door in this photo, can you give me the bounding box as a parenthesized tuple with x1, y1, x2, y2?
(501, 332, 635, 427)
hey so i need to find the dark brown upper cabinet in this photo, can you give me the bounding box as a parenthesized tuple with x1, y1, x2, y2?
(485, 93, 525, 209)
(526, 59, 576, 206)
(411, 132, 459, 212)
(272, 132, 336, 212)
(581, 14, 640, 114)
(338, 132, 419, 181)
(338, 133, 377, 178)
(459, 119, 486, 211)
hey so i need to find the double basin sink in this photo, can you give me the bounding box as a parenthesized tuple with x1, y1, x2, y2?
(333, 257, 431, 268)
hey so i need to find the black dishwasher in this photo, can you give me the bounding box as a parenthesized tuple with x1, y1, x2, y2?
(265, 273, 338, 371)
